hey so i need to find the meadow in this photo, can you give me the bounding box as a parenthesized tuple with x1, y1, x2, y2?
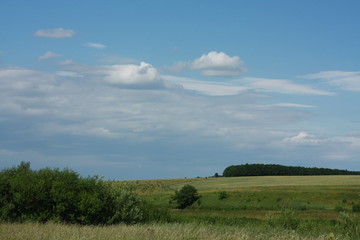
(2, 175, 360, 239)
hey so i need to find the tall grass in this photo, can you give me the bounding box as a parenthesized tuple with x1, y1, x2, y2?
(0, 222, 337, 240)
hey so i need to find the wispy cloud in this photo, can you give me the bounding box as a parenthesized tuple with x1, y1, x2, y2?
(303, 71, 360, 91)
(38, 51, 62, 60)
(163, 75, 247, 96)
(34, 28, 75, 38)
(283, 132, 323, 145)
(85, 42, 107, 49)
(273, 103, 317, 108)
(241, 77, 334, 95)
(163, 75, 332, 96)
(56, 71, 83, 78)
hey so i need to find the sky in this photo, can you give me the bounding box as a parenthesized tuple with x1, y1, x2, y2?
(1, 0, 360, 180)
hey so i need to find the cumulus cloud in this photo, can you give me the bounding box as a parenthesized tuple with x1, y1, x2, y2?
(191, 51, 246, 76)
(170, 51, 246, 77)
(34, 28, 75, 38)
(38, 51, 62, 60)
(303, 71, 360, 91)
(102, 62, 164, 88)
(85, 42, 107, 49)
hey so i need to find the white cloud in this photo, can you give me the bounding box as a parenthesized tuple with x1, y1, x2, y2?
(85, 42, 107, 49)
(303, 71, 360, 91)
(0, 67, 56, 92)
(170, 51, 246, 77)
(0, 66, 311, 142)
(38, 51, 62, 60)
(34, 28, 75, 38)
(191, 51, 246, 76)
(163, 74, 332, 96)
(283, 132, 322, 145)
(241, 77, 334, 95)
(102, 62, 164, 88)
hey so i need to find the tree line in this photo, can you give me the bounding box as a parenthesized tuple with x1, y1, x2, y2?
(223, 164, 360, 177)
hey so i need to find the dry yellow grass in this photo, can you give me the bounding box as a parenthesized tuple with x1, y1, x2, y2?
(168, 175, 360, 191)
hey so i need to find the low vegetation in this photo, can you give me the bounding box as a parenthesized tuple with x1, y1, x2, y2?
(1, 162, 360, 239)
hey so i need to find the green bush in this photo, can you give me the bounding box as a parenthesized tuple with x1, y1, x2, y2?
(0, 162, 166, 225)
(218, 191, 229, 200)
(352, 203, 360, 212)
(171, 185, 201, 209)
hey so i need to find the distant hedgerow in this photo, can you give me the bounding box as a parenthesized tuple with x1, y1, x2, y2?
(0, 162, 168, 225)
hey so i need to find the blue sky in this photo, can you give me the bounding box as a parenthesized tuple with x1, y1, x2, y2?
(1, 0, 360, 179)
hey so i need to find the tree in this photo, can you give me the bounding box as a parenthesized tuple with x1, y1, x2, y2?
(0, 162, 169, 225)
(171, 185, 200, 209)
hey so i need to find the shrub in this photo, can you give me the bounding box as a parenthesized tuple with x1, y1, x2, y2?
(171, 185, 201, 209)
(352, 203, 360, 212)
(218, 191, 229, 200)
(0, 162, 165, 225)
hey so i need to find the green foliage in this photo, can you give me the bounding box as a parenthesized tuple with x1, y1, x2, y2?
(352, 203, 360, 212)
(0, 162, 167, 225)
(223, 163, 360, 177)
(218, 191, 229, 200)
(171, 185, 200, 209)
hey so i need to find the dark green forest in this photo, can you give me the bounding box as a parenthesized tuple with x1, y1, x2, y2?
(223, 164, 360, 177)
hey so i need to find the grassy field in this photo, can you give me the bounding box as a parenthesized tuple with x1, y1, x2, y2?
(2, 175, 360, 239)
(0, 222, 343, 240)
(119, 175, 360, 219)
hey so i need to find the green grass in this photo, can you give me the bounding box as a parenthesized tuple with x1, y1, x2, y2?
(133, 176, 360, 222)
(0, 222, 342, 240)
(2, 175, 360, 239)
